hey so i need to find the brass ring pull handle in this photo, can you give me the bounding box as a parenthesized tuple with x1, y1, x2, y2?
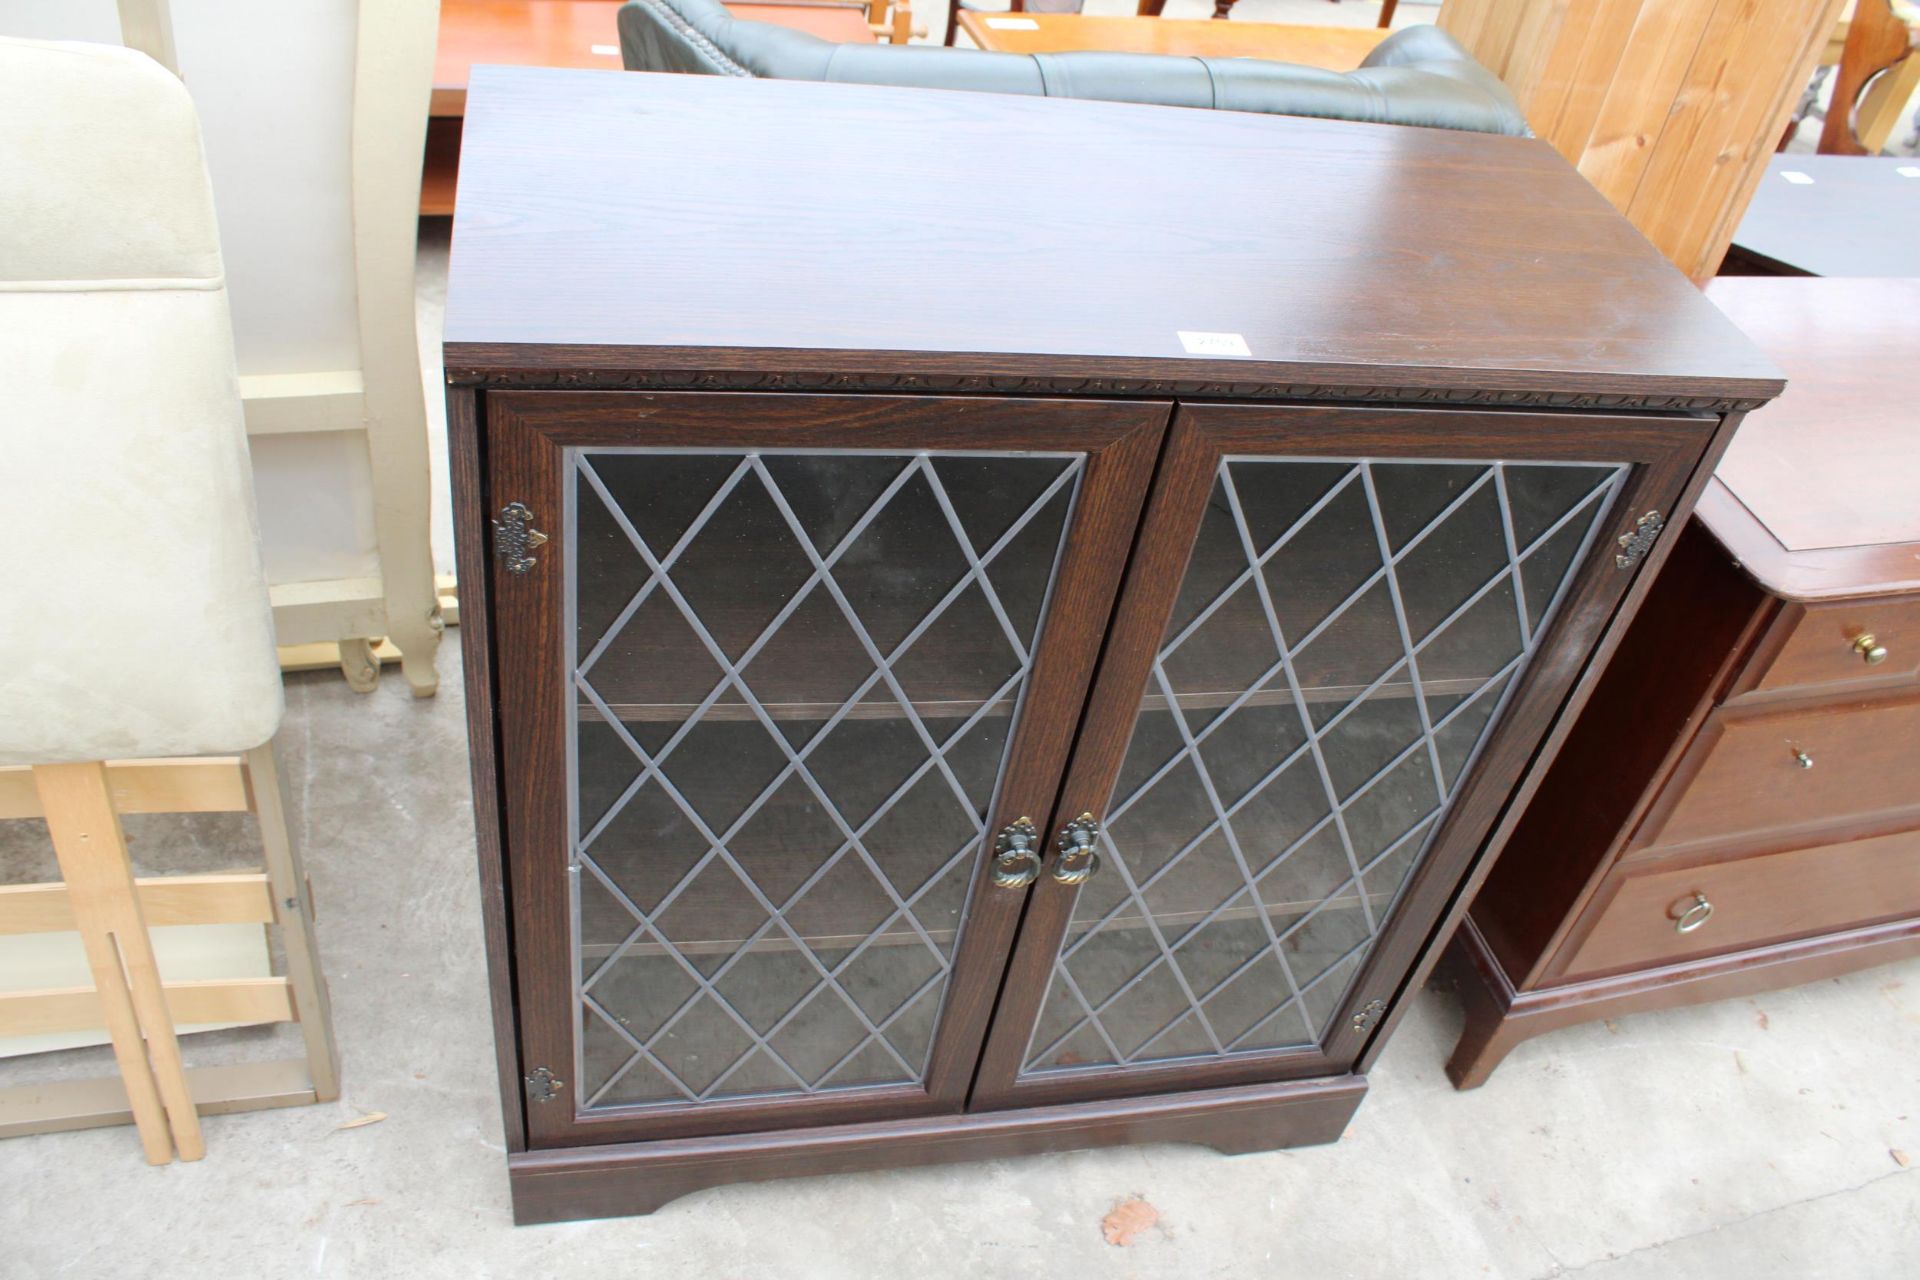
(1674, 892, 1714, 934)
(1052, 813, 1102, 885)
(990, 818, 1041, 888)
(1853, 633, 1889, 665)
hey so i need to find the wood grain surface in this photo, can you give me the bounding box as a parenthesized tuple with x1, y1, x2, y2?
(1701, 278, 1920, 599)
(1634, 693, 1920, 853)
(1562, 826, 1920, 979)
(1440, 0, 1844, 279)
(508, 1072, 1365, 1220)
(444, 68, 1779, 404)
(1442, 912, 1920, 1088)
(1464, 518, 1772, 989)
(1744, 597, 1920, 696)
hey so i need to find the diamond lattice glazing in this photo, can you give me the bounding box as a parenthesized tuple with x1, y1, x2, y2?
(1022, 457, 1625, 1074)
(571, 450, 1082, 1108)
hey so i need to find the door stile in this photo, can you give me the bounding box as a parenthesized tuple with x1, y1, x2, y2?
(917, 404, 1170, 1106)
(488, 401, 573, 1143)
(971, 411, 1225, 1107)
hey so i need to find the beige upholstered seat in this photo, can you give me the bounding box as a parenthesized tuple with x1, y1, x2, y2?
(0, 37, 282, 766)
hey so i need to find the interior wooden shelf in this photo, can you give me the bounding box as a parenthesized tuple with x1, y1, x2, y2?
(576, 498, 1526, 726)
(580, 883, 1391, 962)
(576, 674, 1497, 725)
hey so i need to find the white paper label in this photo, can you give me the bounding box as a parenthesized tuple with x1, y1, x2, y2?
(1178, 331, 1252, 358)
(1898, 166, 1920, 178)
(1780, 170, 1815, 185)
(590, 43, 620, 56)
(986, 16, 1041, 28)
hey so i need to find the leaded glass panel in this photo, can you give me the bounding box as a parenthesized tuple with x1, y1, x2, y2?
(1021, 457, 1624, 1074)
(570, 449, 1081, 1108)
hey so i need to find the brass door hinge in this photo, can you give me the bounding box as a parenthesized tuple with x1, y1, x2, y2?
(1351, 999, 1387, 1033)
(1614, 510, 1663, 570)
(493, 502, 550, 574)
(525, 1066, 565, 1104)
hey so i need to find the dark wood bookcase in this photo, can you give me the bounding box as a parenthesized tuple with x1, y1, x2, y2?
(444, 67, 1779, 1222)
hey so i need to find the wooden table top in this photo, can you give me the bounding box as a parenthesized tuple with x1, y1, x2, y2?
(432, 0, 875, 115)
(446, 68, 1778, 405)
(1729, 155, 1920, 278)
(1698, 278, 1920, 600)
(957, 12, 1389, 64)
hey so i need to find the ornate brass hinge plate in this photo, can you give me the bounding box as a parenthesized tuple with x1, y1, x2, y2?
(1614, 510, 1663, 570)
(525, 1066, 565, 1104)
(493, 502, 550, 574)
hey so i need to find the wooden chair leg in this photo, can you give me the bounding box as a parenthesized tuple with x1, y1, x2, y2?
(338, 637, 382, 694)
(246, 741, 340, 1103)
(32, 762, 204, 1163)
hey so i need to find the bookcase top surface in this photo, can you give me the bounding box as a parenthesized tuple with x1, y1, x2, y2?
(445, 67, 1780, 407)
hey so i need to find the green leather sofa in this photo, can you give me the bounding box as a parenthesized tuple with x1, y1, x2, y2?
(616, 0, 1530, 135)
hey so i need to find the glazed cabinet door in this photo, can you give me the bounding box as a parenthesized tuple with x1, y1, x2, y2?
(484, 391, 1166, 1146)
(972, 403, 1713, 1108)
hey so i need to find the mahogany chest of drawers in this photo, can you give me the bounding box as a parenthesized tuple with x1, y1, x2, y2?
(1446, 278, 1920, 1087)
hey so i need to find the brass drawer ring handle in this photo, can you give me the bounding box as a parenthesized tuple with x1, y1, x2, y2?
(991, 818, 1041, 888)
(1674, 893, 1714, 935)
(1052, 813, 1102, 886)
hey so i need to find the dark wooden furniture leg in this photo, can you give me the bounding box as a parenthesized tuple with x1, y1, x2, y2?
(1439, 926, 1546, 1090)
(1379, 0, 1399, 27)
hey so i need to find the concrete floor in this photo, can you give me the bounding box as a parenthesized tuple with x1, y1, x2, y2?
(8, 1, 1920, 1273)
(5, 648, 1917, 1279)
(3, 647, 1917, 1278)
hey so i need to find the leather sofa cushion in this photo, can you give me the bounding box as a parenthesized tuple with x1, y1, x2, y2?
(617, 0, 1531, 136)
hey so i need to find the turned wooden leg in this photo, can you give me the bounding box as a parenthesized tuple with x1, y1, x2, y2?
(34, 762, 205, 1162)
(1137, 0, 1168, 15)
(1378, 0, 1399, 28)
(392, 605, 444, 699)
(339, 637, 381, 693)
(1212, 0, 1235, 18)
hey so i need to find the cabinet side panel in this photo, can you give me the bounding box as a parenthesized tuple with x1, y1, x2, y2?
(1468, 519, 1767, 988)
(448, 386, 528, 1153)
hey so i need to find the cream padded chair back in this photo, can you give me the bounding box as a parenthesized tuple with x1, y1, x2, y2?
(0, 38, 282, 766)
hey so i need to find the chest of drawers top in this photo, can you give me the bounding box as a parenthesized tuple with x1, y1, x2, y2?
(1700, 278, 1920, 601)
